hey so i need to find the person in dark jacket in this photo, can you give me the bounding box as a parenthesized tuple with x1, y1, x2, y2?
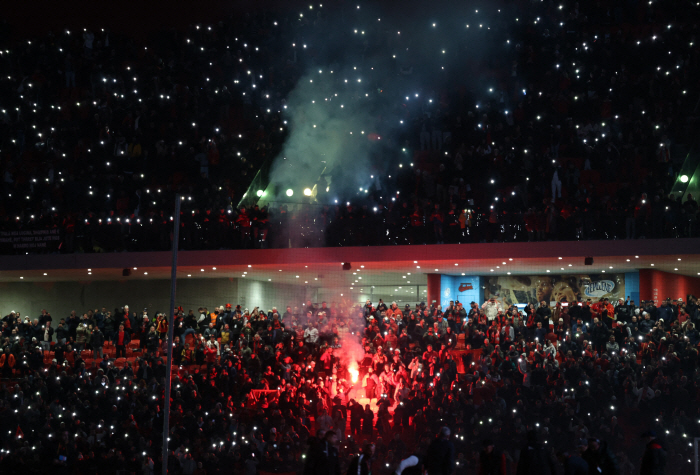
(557, 440, 589, 475)
(640, 431, 666, 475)
(590, 320, 609, 353)
(535, 301, 552, 328)
(348, 442, 374, 475)
(103, 312, 116, 342)
(115, 324, 130, 358)
(362, 405, 374, 437)
(581, 438, 619, 475)
(349, 399, 364, 438)
(90, 327, 105, 358)
(479, 439, 504, 475)
(136, 358, 154, 382)
(146, 327, 160, 356)
(38, 309, 52, 326)
(516, 431, 556, 475)
(655, 300, 673, 322)
(56, 321, 69, 345)
(425, 427, 454, 475)
(304, 430, 340, 475)
(33, 319, 46, 344)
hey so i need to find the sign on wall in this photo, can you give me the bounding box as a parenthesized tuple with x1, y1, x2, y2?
(441, 275, 481, 309)
(0, 228, 63, 253)
(484, 274, 626, 306)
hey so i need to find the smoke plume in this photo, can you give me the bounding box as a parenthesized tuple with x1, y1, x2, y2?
(261, 2, 508, 205)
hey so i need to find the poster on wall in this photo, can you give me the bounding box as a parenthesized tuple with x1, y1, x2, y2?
(484, 274, 626, 306)
(441, 275, 481, 309)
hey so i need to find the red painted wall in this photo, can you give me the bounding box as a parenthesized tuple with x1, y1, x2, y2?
(639, 269, 700, 305)
(427, 274, 441, 307)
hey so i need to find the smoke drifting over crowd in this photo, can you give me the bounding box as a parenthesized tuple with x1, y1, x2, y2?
(267, 64, 396, 201)
(261, 1, 509, 204)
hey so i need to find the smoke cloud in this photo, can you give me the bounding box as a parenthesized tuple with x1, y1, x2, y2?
(260, 1, 509, 204)
(339, 328, 365, 366)
(267, 64, 397, 201)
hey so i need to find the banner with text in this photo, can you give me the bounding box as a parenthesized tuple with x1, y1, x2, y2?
(484, 274, 626, 306)
(0, 228, 63, 253)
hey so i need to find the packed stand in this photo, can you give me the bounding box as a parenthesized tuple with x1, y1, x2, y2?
(0, 293, 695, 473)
(1, 1, 700, 254)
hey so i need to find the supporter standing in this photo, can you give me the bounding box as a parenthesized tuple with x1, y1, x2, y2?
(55, 321, 69, 345)
(557, 440, 589, 475)
(535, 301, 552, 328)
(482, 298, 502, 322)
(115, 324, 129, 358)
(40, 322, 54, 351)
(581, 437, 618, 475)
(146, 326, 159, 356)
(304, 430, 340, 475)
(516, 431, 556, 475)
(478, 439, 505, 475)
(363, 405, 375, 438)
(425, 427, 454, 475)
(103, 311, 116, 342)
(640, 431, 666, 475)
(348, 442, 375, 475)
(75, 320, 89, 352)
(90, 326, 104, 358)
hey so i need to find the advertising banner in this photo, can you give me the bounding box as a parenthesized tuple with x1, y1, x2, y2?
(0, 227, 63, 253)
(484, 274, 626, 306)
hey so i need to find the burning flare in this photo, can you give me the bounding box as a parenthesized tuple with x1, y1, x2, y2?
(348, 362, 359, 384)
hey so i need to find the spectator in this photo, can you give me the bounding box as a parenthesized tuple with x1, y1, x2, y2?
(55, 321, 69, 345)
(535, 301, 552, 328)
(605, 336, 620, 355)
(40, 322, 54, 351)
(348, 442, 374, 475)
(516, 431, 556, 475)
(305, 430, 340, 475)
(557, 440, 589, 475)
(481, 298, 502, 322)
(90, 326, 105, 358)
(75, 321, 89, 352)
(425, 427, 454, 475)
(582, 438, 619, 475)
(478, 439, 505, 475)
(640, 431, 666, 475)
(115, 324, 129, 357)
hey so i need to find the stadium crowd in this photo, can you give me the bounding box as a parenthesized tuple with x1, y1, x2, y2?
(1, 0, 700, 254)
(0, 293, 693, 474)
